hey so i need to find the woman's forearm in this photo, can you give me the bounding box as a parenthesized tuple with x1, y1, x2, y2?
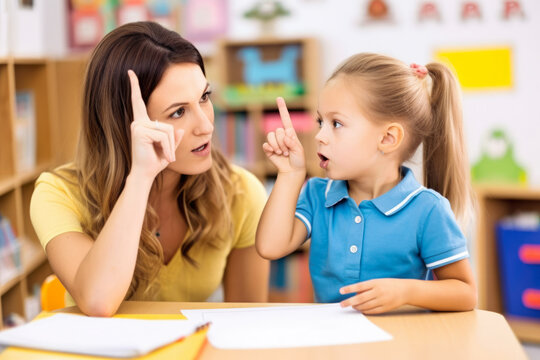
(72, 173, 154, 316)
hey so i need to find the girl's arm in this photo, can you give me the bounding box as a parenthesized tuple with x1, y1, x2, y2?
(44, 71, 183, 317)
(255, 97, 308, 260)
(339, 259, 477, 314)
(407, 258, 477, 310)
(223, 245, 270, 301)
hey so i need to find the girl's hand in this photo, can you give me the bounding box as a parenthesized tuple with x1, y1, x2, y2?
(262, 97, 306, 174)
(128, 70, 184, 180)
(339, 279, 407, 314)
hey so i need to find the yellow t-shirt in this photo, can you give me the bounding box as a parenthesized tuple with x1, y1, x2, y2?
(30, 164, 267, 305)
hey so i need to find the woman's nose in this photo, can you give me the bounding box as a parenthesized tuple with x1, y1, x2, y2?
(193, 106, 214, 135)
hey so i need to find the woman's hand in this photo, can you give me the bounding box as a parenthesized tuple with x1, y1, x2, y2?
(128, 70, 184, 180)
(339, 278, 408, 314)
(262, 97, 306, 174)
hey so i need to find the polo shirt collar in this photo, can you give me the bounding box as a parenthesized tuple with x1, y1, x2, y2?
(323, 167, 425, 215)
(324, 179, 349, 207)
(371, 167, 425, 216)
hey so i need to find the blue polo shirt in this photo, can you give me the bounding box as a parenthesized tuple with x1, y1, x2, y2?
(295, 167, 469, 303)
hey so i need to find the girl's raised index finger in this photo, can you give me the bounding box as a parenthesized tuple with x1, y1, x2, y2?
(128, 70, 149, 120)
(276, 97, 294, 130)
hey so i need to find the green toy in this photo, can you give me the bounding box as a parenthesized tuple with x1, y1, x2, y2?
(471, 128, 527, 184)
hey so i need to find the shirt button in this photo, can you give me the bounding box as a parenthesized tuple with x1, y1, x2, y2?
(355, 216, 362, 223)
(350, 245, 358, 253)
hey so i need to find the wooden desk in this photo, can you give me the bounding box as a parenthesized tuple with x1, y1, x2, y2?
(55, 301, 526, 359)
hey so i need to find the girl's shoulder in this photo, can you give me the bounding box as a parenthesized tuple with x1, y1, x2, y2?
(414, 187, 453, 213)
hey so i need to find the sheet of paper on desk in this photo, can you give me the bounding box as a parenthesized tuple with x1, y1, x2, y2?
(182, 303, 392, 349)
(0, 313, 206, 358)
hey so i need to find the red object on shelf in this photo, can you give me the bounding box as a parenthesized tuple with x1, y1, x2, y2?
(523, 289, 540, 310)
(519, 244, 540, 264)
(263, 112, 314, 133)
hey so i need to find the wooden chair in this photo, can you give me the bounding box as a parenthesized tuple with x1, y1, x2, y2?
(40, 274, 66, 311)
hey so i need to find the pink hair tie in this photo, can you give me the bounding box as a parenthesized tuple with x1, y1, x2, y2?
(410, 63, 428, 79)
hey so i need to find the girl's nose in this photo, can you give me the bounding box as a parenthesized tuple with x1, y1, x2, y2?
(315, 128, 328, 144)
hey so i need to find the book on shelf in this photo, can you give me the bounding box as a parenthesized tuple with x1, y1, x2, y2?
(269, 250, 313, 303)
(0, 214, 21, 285)
(215, 112, 256, 168)
(15, 90, 36, 173)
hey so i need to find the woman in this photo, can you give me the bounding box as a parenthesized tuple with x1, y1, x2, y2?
(30, 21, 269, 316)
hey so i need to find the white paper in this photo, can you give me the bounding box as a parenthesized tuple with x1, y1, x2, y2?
(182, 304, 392, 349)
(0, 313, 206, 358)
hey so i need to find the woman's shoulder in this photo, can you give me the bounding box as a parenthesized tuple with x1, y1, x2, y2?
(35, 163, 80, 194)
(229, 164, 265, 192)
(230, 164, 259, 182)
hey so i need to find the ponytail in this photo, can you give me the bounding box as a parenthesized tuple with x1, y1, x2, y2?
(424, 63, 475, 229)
(329, 53, 475, 231)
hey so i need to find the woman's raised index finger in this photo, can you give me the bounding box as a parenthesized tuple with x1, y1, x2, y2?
(128, 70, 149, 120)
(276, 97, 294, 130)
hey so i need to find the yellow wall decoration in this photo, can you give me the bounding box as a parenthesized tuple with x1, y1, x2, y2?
(434, 47, 513, 90)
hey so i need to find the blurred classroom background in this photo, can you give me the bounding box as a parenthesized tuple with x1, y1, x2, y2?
(0, 0, 539, 357)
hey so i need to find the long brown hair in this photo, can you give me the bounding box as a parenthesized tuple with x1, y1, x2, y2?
(329, 53, 474, 229)
(63, 22, 235, 299)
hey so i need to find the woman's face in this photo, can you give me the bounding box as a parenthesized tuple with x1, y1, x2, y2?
(146, 63, 214, 175)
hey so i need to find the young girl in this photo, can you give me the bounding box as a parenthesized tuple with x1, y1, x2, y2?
(256, 53, 477, 314)
(30, 22, 269, 316)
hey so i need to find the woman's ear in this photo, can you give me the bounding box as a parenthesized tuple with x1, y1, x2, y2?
(378, 123, 404, 155)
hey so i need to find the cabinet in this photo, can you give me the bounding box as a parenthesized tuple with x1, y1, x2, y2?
(213, 37, 324, 180)
(475, 185, 540, 342)
(0, 57, 86, 329)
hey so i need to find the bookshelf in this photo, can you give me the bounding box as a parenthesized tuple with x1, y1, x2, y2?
(0, 57, 86, 329)
(474, 185, 540, 342)
(213, 37, 324, 181)
(213, 38, 322, 303)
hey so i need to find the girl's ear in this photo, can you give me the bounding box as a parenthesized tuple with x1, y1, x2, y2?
(378, 122, 404, 155)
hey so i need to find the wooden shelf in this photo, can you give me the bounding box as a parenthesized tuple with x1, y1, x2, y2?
(0, 57, 86, 328)
(20, 238, 46, 276)
(0, 272, 21, 297)
(214, 37, 322, 181)
(0, 163, 53, 197)
(474, 184, 540, 343)
(508, 318, 540, 343)
(0, 239, 46, 297)
(475, 184, 540, 199)
(0, 178, 16, 197)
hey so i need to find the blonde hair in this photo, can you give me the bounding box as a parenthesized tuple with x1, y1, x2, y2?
(57, 22, 236, 299)
(329, 53, 474, 229)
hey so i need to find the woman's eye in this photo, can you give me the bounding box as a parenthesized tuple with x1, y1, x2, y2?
(316, 118, 323, 128)
(333, 120, 342, 128)
(170, 107, 185, 119)
(201, 90, 212, 102)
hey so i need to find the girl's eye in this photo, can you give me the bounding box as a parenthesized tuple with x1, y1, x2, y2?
(170, 107, 185, 119)
(200, 90, 212, 102)
(333, 120, 343, 128)
(316, 117, 323, 128)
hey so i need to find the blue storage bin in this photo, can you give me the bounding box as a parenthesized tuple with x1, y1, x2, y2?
(496, 222, 540, 319)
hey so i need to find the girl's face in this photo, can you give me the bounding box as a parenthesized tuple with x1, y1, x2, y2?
(316, 76, 386, 180)
(147, 63, 214, 175)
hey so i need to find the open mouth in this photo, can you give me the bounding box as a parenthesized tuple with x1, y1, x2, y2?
(192, 142, 209, 152)
(318, 153, 329, 169)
